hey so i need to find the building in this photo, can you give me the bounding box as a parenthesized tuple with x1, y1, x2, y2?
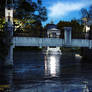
(46, 24, 61, 54)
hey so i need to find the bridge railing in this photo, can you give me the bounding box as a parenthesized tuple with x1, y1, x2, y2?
(13, 37, 64, 47)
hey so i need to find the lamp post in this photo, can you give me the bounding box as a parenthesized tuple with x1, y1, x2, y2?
(4, 0, 14, 67)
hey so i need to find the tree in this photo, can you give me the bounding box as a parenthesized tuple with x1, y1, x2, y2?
(15, 0, 36, 19)
(81, 5, 92, 22)
(0, 0, 47, 37)
(35, 0, 47, 22)
(0, 0, 6, 18)
(14, 0, 47, 36)
(0, 0, 47, 27)
(70, 20, 84, 38)
(81, 8, 88, 18)
(88, 6, 92, 19)
(14, 0, 47, 22)
(57, 20, 84, 39)
(81, 6, 92, 38)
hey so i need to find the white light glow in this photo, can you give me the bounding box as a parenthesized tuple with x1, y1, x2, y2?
(86, 26, 90, 32)
(45, 54, 61, 77)
(49, 56, 57, 77)
(75, 54, 82, 58)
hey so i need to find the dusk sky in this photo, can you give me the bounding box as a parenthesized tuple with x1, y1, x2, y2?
(33, 0, 92, 26)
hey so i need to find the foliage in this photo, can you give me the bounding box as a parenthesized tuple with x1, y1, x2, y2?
(14, 0, 47, 22)
(0, 18, 5, 30)
(14, 0, 47, 36)
(57, 20, 84, 39)
(81, 5, 92, 22)
(0, 0, 47, 37)
(0, 0, 6, 18)
(81, 8, 88, 19)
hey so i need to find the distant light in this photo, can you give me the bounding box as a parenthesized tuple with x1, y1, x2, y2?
(75, 54, 82, 58)
(86, 26, 90, 32)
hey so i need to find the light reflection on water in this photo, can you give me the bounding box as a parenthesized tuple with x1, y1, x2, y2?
(45, 54, 61, 77)
(0, 51, 92, 92)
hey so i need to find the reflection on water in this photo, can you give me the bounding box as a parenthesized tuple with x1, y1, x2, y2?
(45, 54, 61, 77)
(0, 51, 92, 92)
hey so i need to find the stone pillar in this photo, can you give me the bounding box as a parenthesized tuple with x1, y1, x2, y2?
(89, 40, 92, 49)
(64, 27, 72, 45)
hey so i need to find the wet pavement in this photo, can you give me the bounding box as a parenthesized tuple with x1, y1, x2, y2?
(0, 50, 92, 92)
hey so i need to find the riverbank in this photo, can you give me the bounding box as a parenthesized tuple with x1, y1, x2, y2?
(80, 47, 92, 62)
(61, 47, 80, 53)
(14, 46, 42, 51)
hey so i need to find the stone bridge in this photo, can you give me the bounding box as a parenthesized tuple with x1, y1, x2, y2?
(14, 37, 92, 48)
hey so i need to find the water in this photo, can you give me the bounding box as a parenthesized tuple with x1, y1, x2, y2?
(0, 50, 92, 92)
